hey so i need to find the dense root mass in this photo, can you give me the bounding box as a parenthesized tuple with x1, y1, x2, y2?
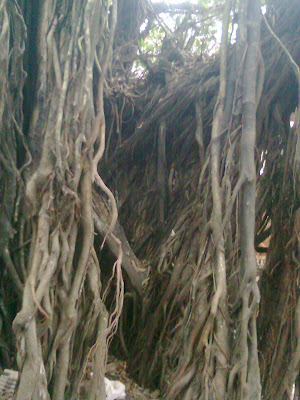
(0, 0, 299, 399)
(1, 1, 125, 398)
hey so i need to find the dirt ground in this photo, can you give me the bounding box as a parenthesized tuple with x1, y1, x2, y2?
(81, 355, 161, 399)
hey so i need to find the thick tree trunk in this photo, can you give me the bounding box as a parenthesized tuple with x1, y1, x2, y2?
(238, 1, 261, 398)
(0, 0, 123, 398)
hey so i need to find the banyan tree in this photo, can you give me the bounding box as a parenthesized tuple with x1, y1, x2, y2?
(0, 0, 299, 399)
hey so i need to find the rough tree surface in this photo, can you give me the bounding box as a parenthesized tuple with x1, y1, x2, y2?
(0, 0, 299, 399)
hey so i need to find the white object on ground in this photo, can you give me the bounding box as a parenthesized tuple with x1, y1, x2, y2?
(105, 377, 126, 400)
(0, 369, 18, 400)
